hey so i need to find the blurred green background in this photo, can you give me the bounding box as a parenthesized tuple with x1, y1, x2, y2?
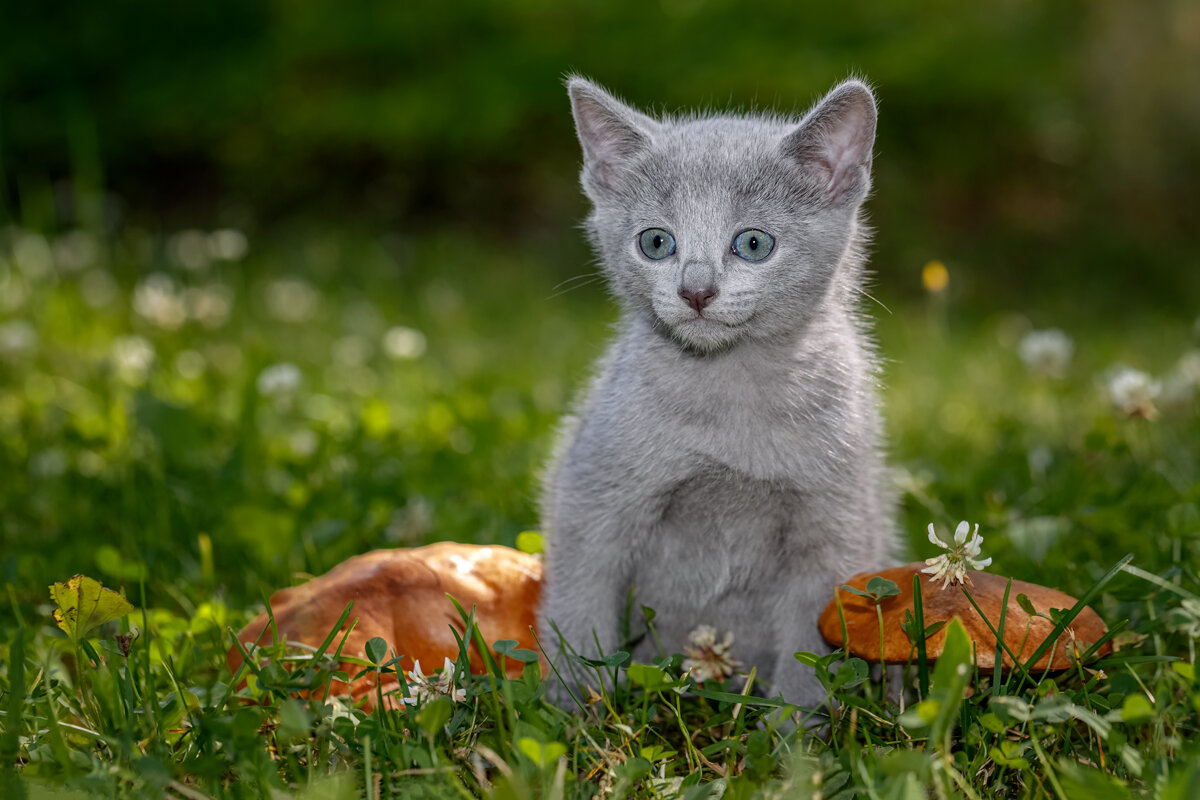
(1, 0, 1198, 615)
(5, 0, 1199, 312)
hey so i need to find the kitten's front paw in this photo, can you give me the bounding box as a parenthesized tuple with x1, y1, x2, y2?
(771, 658, 831, 715)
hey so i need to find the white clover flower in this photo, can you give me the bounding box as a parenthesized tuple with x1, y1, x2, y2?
(29, 447, 68, 478)
(133, 273, 186, 330)
(12, 231, 53, 279)
(76, 450, 108, 478)
(168, 229, 211, 271)
(382, 326, 427, 360)
(265, 278, 320, 323)
(1106, 366, 1161, 419)
(1018, 328, 1074, 379)
(208, 229, 248, 261)
(111, 335, 156, 384)
(332, 334, 372, 366)
(79, 269, 118, 309)
(288, 428, 319, 459)
(1162, 350, 1200, 406)
(0, 320, 37, 359)
(53, 230, 100, 273)
(173, 349, 207, 380)
(0, 265, 30, 312)
(205, 342, 244, 375)
(182, 284, 234, 328)
(257, 362, 302, 396)
(342, 300, 385, 337)
(682, 624, 739, 682)
(922, 521, 993, 590)
(403, 657, 466, 705)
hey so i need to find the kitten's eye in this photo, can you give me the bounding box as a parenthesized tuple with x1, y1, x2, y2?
(638, 228, 676, 260)
(732, 229, 775, 262)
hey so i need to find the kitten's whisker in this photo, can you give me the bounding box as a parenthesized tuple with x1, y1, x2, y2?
(548, 271, 602, 292)
(546, 273, 604, 300)
(856, 287, 892, 315)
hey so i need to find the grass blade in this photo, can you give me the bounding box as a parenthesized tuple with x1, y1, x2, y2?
(913, 573, 929, 698)
(1017, 554, 1133, 686)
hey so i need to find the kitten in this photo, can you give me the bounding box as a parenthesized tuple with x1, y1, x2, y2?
(538, 77, 894, 709)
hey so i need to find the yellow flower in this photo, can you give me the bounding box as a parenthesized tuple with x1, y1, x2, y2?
(922, 260, 949, 293)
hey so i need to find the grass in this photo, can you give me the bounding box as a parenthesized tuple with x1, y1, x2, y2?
(0, 222, 1198, 798)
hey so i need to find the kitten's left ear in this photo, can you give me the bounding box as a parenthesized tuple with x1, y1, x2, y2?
(781, 80, 877, 207)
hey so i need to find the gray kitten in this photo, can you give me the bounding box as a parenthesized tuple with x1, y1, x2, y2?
(538, 77, 894, 709)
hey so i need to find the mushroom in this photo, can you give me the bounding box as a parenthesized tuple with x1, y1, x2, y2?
(818, 563, 1110, 671)
(228, 542, 543, 707)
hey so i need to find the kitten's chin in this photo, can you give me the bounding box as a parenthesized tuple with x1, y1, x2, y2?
(663, 316, 746, 354)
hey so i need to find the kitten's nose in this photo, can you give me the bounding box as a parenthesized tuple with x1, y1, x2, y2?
(680, 286, 717, 313)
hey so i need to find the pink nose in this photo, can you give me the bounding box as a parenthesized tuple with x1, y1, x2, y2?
(680, 287, 717, 312)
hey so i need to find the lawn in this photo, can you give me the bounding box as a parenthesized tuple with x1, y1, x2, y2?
(1, 223, 1198, 798)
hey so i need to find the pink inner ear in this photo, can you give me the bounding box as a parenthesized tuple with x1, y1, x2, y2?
(825, 141, 861, 200)
(820, 108, 872, 203)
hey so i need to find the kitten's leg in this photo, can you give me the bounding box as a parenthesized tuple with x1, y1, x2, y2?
(768, 579, 838, 714)
(537, 511, 636, 710)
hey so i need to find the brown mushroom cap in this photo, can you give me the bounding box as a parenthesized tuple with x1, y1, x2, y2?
(818, 562, 1111, 671)
(227, 543, 543, 707)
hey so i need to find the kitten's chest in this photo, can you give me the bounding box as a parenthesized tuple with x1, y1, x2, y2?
(630, 464, 814, 642)
(647, 365, 831, 481)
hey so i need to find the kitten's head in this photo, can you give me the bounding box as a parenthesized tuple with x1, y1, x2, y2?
(568, 77, 877, 353)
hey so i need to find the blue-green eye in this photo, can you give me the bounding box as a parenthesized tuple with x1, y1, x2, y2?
(638, 228, 676, 260)
(732, 229, 774, 261)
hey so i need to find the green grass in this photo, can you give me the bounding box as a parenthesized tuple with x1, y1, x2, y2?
(1, 224, 1198, 798)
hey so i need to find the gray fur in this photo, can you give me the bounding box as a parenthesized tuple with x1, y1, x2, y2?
(539, 77, 894, 709)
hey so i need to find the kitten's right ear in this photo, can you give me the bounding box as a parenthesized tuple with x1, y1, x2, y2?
(567, 77, 658, 194)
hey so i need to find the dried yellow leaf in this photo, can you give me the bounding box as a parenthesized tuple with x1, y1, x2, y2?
(50, 574, 134, 642)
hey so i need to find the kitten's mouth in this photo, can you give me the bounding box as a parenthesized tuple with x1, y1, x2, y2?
(683, 313, 732, 328)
